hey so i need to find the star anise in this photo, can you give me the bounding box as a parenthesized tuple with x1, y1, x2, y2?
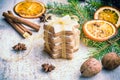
(41, 63, 55, 72)
(40, 14, 47, 22)
(39, 14, 51, 22)
(13, 43, 26, 51)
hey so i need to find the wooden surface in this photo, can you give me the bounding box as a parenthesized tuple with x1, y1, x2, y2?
(0, 0, 120, 80)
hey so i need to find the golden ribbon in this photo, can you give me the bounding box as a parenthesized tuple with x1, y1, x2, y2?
(45, 25, 51, 51)
(61, 24, 66, 58)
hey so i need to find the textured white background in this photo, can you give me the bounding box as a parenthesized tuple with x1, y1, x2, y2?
(0, 0, 120, 80)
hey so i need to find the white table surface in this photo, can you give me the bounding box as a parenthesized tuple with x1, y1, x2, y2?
(0, 0, 120, 80)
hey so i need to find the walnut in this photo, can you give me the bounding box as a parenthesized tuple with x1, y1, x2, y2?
(41, 63, 55, 72)
(80, 58, 102, 77)
(13, 43, 26, 51)
(102, 52, 120, 70)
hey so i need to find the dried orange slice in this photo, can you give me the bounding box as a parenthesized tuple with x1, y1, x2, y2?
(94, 6, 120, 28)
(83, 20, 117, 41)
(14, 1, 46, 18)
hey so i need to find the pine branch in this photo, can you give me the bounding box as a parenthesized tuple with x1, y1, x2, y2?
(46, 0, 120, 60)
(70, 1, 86, 20)
(47, 1, 94, 30)
(91, 36, 120, 60)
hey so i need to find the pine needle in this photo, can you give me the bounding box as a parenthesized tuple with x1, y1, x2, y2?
(46, 0, 120, 60)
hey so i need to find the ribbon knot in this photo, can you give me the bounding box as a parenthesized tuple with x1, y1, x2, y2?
(48, 15, 74, 26)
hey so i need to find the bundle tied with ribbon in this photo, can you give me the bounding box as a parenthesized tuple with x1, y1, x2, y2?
(44, 15, 80, 59)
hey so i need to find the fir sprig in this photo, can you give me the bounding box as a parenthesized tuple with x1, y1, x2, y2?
(85, 0, 103, 17)
(91, 42, 120, 60)
(91, 28, 120, 60)
(47, 0, 92, 30)
(47, 0, 120, 59)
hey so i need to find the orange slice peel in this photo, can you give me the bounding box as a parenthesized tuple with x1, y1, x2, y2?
(14, 1, 46, 18)
(94, 6, 120, 28)
(83, 20, 117, 42)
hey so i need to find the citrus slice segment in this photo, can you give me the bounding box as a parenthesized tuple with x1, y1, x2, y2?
(83, 20, 117, 41)
(14, 1, 46, 18)
(94, 6, 120, 28)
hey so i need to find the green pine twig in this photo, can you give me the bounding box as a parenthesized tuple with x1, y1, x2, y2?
(46, 0, 120, 60)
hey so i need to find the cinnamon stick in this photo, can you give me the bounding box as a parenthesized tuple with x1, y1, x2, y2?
(3, 12, 40, 31)
(17, 23, 32, 35)
(4, 13, 30, 38)
(5, 18, 25, 37)
(8, 11, 32, 35)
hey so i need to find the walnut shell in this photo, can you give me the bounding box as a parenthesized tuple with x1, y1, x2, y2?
(102, 52, 120, 70)
(80, 58, 102, 77)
